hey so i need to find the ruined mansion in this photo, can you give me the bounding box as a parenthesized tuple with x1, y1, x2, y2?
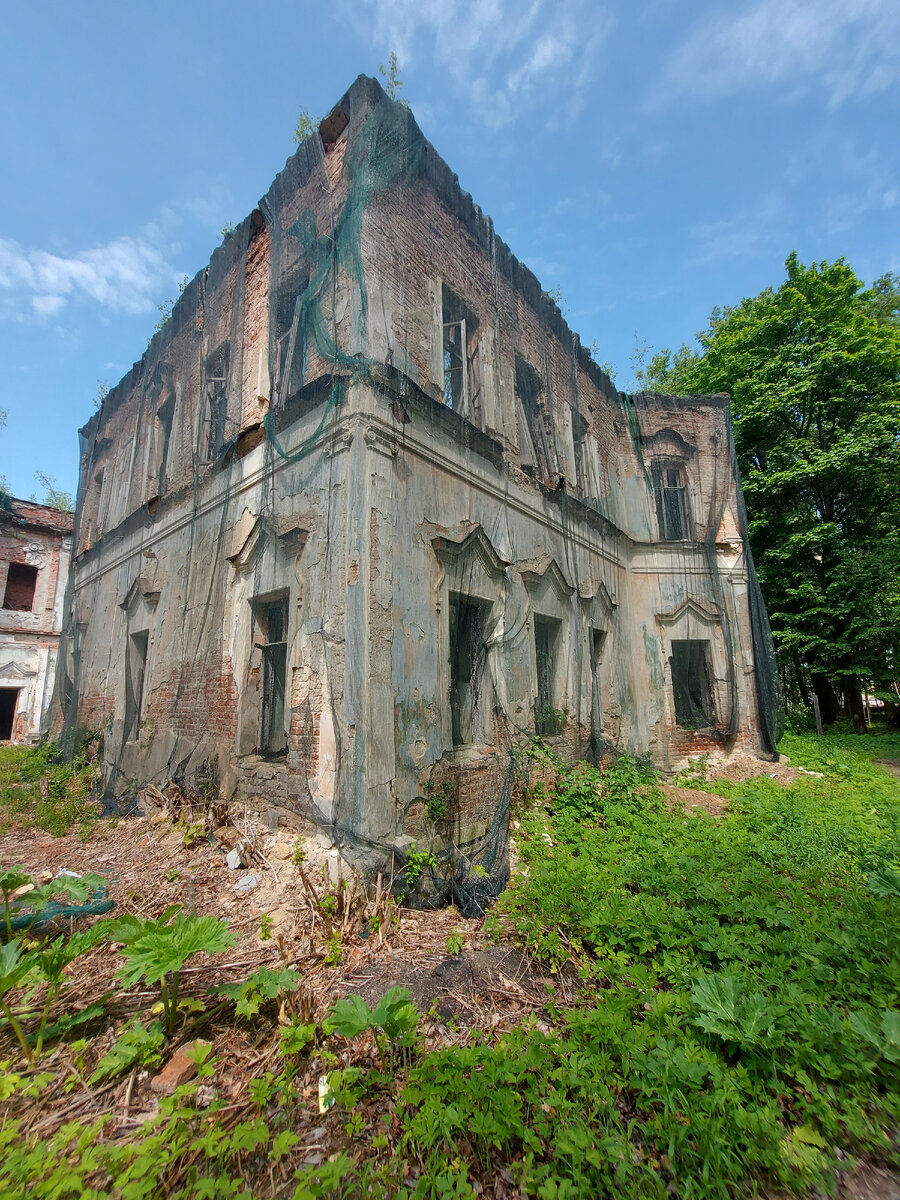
(58, 76, 781, 884)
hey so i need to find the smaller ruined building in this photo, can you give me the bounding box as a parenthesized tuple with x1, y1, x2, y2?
(1, 495, 73, 742)
(58, 77, 782, 899)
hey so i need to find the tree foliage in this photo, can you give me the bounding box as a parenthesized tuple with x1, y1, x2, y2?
(292, 108, 317, 146)
(379, 51, 409, 108)
(32, 471, 74, 513)
(661, 254, 900, 716)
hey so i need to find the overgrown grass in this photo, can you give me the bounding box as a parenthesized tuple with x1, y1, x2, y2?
(443, 739, 900, 1198)
(0, 739, 101, 838)
(2, 733, 899, 1198)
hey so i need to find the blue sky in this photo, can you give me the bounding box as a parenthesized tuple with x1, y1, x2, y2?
(1, 0, 897, 501)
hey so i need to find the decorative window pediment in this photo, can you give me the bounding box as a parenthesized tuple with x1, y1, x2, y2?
(119, 576, 160, 615)
(642, 427, 696, 459)
(0, 661, 37, 680)
(521, 556, 575, 601)
(578, 578, 616, 621)
(433, 526, 509, 602)
(655, 597, 720, 629)
(228, 515, 307, 575)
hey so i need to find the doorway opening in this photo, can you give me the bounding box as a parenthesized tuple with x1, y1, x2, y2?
(0, 688, 20, 740)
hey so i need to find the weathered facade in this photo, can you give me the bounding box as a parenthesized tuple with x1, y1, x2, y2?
(1, 496, 73, 742)
(58, 77, 781, 886)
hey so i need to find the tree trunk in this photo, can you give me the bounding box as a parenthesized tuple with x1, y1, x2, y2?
(842, 674, 866, 733)
(792, 653, 810, 707)
(810, 673, 840, 726)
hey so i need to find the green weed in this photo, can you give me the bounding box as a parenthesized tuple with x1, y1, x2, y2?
(327, 986, 420, 1073)
(104, 908, 236, 1036)
(0, 738, 101, 838)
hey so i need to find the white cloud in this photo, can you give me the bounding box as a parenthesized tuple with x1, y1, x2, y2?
(0, 230, 175, 320)
(785, 132, 898, 235)
(359, 0, 611, 128)
(686, 195, 784, 266)
(656, 0, 900, 106)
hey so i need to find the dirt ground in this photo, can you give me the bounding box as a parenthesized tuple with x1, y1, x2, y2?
(706, 756, 801, 785)
(660, 783, 732, 816)
(0, 810, 561, 1032)
(0, 807, 567, 1196)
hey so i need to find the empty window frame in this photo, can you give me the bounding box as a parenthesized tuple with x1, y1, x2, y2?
(149, 392, 175, 503)
(257, 599, 288, 755)
(85, 469, 106, 547)
(2, 563, 38, 612)
(534, 615, 564, 735)
(124, 630, 149, 742)
(572, 409, 589, 496)
(442, 285, 481, 420)
(670, 639, 715, 729)
(275, 265, 310, 404)
(449, 593, 489, 746)
(589, 627, 607, 752)
(205, 342, 230, 461)
(652, 465, 690, 541)
(515, 356, 553, 480)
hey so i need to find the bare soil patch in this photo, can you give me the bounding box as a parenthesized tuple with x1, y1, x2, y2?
(706, 757, 801, 785)
(0, 810, 566, 1176)
(660, 783, 731, 816)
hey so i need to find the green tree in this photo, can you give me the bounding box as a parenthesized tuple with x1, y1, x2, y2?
(379, 51, 409, 108)
(673, 253, 900, 726)
(634, 343, 702, 394)
(293, 109, 317, 145)
(33, 471, 74, 513)
(861, 271, 900, 327)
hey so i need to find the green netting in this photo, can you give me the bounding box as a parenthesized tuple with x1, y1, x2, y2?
(55, 75, 784, 921)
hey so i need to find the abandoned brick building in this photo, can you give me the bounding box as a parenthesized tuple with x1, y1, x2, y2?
(1, 495, 73, 743)
(57, 76, 781, 893)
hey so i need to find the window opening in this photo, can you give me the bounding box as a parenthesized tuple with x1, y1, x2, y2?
(590, 627, 607, 754)
(0, 688, 19, 740)
(150, 392, 175, 501)
(653, 465, 689, 540)
(516, 356, 552, 480)
(449, 594, 488, 746)
(3, 563, 38, 612)
(591, 627, 607, 696)
(572, 410, 589, 495)
(275, 265, 310, 405)
(258, 600, 288, 755)
(88, 469, 106, 546)
(443, 318, 467, 412)
(670, 639, 715, 729)
(442, 285, 481, 420)
(125, 630, 149, 743)
(205, 342, 230, 460)
(534, 616, 563, 735)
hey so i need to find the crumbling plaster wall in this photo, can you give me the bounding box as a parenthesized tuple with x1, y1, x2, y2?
(60, 74, 776, 871)
(0, 503, 72, 742)
(346, 376, 763, 851)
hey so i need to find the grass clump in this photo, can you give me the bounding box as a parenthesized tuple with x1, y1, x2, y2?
(1, 732, 898, 1197)
(457, 740, 900, 1197)
(0, 735, 101, 838)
